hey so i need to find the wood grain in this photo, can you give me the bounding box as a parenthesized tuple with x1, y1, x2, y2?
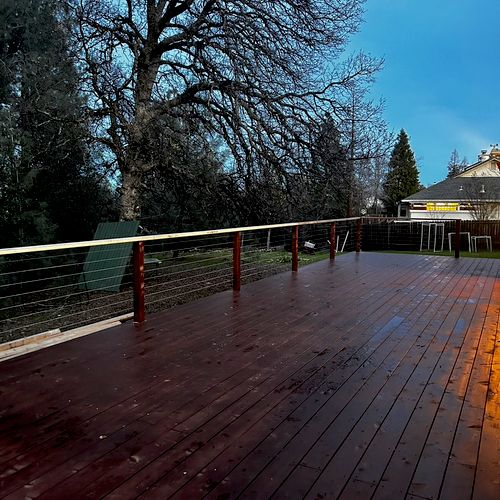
(0, 253, 498, 500)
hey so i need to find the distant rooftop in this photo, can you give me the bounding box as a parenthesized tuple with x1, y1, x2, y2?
(461, 145, 500, 173)
(402, 176, 500, 202)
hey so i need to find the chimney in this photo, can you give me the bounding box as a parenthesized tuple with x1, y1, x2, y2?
(490, 144, 500, 158)
(478, 149, 489, 161)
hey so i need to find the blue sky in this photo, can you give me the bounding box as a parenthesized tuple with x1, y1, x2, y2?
(349, 0, 500, 186)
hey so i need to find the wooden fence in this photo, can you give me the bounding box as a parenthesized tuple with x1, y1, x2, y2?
(362, 218, 500, 252)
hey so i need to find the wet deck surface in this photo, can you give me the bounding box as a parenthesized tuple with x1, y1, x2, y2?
(0, 252, 499, 499)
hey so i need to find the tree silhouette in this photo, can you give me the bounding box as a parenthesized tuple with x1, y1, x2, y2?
(383, 129, 420, 216)
(71, 0, 381, 219)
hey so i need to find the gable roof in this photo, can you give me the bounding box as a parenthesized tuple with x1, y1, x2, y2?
(459, 148, 500, 176)
(402, 176, 500, 203)
(458, 158, 490, 175)
(458, 158, 500, 177)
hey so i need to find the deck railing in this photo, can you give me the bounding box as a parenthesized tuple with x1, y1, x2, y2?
(2, 216, 498, 346)
(0, 217, 362, 343)
(361, 217, 499, 255)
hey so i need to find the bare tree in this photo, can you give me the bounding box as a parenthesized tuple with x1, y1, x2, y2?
(447, 149, 468, 178)
(70, 0, 381, 219)
(358, 154, 388, 215)
(463, 181, 496, 220)
(338, 86, 392, 215)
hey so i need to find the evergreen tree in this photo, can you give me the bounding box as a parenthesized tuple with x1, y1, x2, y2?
(301, 115, 350, 219)
(0, 0, 116, 246)
(140, 116, 238, 231)
(383, 129, 420, 216)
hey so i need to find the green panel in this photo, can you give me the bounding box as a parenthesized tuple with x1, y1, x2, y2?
(79, 221, 139, 293)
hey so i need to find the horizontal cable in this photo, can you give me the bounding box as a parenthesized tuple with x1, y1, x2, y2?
(0, 259, 85, 278)
(2, 294, 134, 335)
(144, 236, 233, 251)
(0, 260, 133, 290)
(0, 280, 134, 316)
(146, 279, 233, 307)
(145, 272, 233, 298)
(142, 252, 232, 275)
(0, 269, 133, 301)
(144, 261, 231, 285)
(242, 270, 284, 281)
(49, 309, 133, 334)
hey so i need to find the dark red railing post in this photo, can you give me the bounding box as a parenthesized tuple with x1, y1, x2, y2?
(132, 241, 145, 324)
(455, 219, 461, 259)
(355, 218, 362, 253)
(233, 231, 241, 291)
(292, 225, 299, 272)
(330, 223, 336, 260)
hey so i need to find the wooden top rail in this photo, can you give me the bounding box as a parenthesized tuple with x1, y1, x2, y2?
(363, 217, 461, 223)
(0, 217, 362, 257)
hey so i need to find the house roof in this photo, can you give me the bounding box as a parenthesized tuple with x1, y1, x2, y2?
(458, 147, 500, 175)
(402, 176, 500, 203)
(458, 158, 490, 175)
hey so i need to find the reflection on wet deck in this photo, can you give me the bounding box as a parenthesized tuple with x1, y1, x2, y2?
(0, 252, 498, 499)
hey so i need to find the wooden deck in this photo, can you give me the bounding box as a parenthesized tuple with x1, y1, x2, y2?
(0, 252, 499, 500)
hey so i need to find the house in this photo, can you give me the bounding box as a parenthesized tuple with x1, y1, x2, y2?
(400, 146, 500, 220)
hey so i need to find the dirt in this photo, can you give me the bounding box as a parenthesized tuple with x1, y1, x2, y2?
(0, 258, 289, 344)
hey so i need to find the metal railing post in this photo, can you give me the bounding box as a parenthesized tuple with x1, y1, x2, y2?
(330, 223, 336, 260)
(132, 241, 145, 324)
(292, 226, 299, 272)
(355, 218, 362, 253)
(455, 219, 461, 259)
(233, 231, 241, 291)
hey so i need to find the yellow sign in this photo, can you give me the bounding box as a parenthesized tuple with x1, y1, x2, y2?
(426, 203, 459, 211)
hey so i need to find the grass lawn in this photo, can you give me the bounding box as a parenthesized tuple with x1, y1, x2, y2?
(257, 249, 332, 265)
(148, 247, 341, 269)
(378, 249, 500, 259)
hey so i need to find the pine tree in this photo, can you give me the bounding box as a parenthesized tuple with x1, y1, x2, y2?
(0, 0, 116, 246)
(307, 115, 351, 218)
(383, 130, 420, 216)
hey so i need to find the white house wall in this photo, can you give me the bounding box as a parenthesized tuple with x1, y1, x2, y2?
(408, 204, 500, 220)
(408, 210, 475, 220)
(458, 159, 500, 177)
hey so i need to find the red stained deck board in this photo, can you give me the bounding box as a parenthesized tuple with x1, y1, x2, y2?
(41, 259, 420, 499)
(195, 257, 480, 499)
(0, 254, 424, 454)
(341, 259, 496, 499)
(0, 253, 498, 500)
(0, 254, 382, 409)
(0, 252, 398, 494)
(86, 256, 455, 498)
(438, 277, 500, 499)
(473, 280, 500, 500)
(0, 256, 401, 471)
(308, 261, 497, 500)
(368, 274, 498, 500)
(239, 258, 485, 499)
(406, 265, 500, 500)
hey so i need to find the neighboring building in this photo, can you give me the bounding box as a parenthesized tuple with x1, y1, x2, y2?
(400, 147, 500, 220)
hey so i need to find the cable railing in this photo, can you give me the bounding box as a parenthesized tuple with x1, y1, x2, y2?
(0, 218, 362, 344)
(2, 216, 497, 346)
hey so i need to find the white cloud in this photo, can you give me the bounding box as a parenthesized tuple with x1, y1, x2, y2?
(421, 104, 491, 158)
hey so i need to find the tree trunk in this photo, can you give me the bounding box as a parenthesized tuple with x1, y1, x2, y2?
(120, 168, 143, 221)
(119, 102, 153, 221)
(118, 55, 160, 221)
